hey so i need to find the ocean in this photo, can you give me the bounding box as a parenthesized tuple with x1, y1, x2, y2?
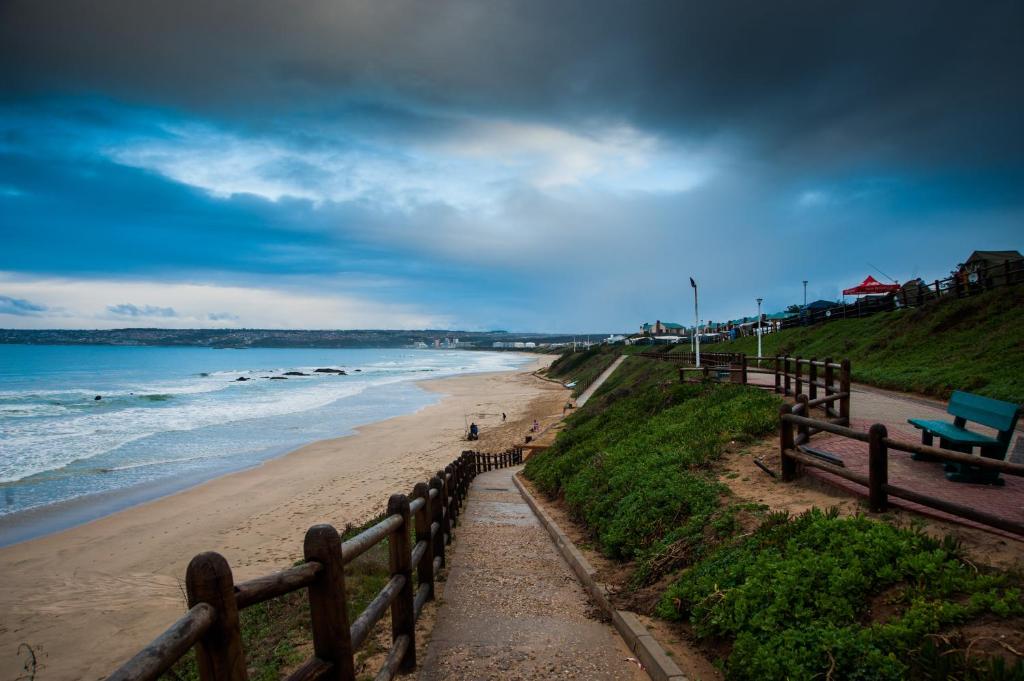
(0, 345, 527, 545)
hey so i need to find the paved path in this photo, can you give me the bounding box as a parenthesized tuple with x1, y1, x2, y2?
(576, 355, 626, 407)
(745, 369, 1023, 537)
(419, 466, 645, 681)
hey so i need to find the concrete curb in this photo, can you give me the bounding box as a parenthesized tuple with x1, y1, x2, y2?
(512, 473, 689, 681)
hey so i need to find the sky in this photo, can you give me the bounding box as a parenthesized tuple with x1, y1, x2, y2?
(1, 1, 1022, 332)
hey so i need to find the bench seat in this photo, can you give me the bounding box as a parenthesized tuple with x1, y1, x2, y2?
(906, 418, 1000, 448)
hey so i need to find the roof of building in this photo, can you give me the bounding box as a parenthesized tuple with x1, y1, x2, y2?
(965, 250, 1023, 265)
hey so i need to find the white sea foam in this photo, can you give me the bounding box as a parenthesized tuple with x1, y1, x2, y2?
(0, 350, 525, 486)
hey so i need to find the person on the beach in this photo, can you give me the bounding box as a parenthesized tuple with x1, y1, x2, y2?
(531, 419, 539, 432)
(502, 412, 507, 422)
(468, 422, 479, 440)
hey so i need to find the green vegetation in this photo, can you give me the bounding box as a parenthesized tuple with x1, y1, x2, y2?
(528, 348, 1024, 680)
(700, 284, 1024, 403)
(546, 345, 621, 396)
(527, 353, 779, 567)
(658, 508, 1024, 680)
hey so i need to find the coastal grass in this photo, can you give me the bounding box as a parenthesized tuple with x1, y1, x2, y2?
(546, 345, 621, 396)
(525, 356, 778, 564)
(657, 508, 1024, 680)
(527, 350, 1024, 679)
(695, 284, 1024, 403)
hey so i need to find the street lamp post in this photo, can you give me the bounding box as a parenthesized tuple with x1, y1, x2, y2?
(756, 297, 763, 361)
(803, 280, 808, 308)
(690, 277, 700, 368)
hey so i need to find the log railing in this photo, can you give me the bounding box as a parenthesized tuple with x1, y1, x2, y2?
(106, 447, 524, 681)
(778, 402, 1024, 537)
(641, 351, 852, 426)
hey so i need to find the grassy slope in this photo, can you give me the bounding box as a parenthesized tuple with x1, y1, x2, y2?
(546, 346, 621, 396)
(526, 350, 1024, 680)
(692, 284, 1024, 403)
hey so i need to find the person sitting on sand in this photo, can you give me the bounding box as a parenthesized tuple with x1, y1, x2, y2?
(468, 422, 479, 440)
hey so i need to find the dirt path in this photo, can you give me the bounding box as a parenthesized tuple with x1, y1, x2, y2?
(418, 466, 646, 681)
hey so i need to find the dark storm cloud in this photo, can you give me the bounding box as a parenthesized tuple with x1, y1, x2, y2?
(2, 1, 1021, 172)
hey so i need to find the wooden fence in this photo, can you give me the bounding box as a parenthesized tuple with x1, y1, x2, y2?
(778, 400, 1024, 537)
(106, 447, 524, 681)
(778, 259, 1024, 331)
(639, 352, 851, 425)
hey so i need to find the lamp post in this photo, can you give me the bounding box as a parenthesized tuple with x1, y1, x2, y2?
(756, 297, 763, 361)
(802, 280, 808, 308)
(690, 277, 700, 368)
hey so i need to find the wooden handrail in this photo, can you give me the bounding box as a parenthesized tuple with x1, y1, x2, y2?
(106, 446, 527, 681)
(778, 407, 1024, 537)
(106, 604, 216, 681)
(884, 437, 1024, 477)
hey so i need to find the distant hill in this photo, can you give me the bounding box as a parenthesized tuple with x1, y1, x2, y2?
(0, 328, 606, 349)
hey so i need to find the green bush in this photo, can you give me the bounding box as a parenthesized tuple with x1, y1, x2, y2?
(525, 366, 779, 561)
(657, 508, 1024, 680)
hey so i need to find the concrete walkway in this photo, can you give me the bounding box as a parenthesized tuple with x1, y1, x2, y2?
(576, 355, 626, 407)
(419, 466, 645, 681)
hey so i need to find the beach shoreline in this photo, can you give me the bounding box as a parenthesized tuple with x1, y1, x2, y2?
(0, 355, 564, 681)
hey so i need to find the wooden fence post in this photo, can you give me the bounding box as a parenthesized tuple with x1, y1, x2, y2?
(412, 483, 435, 602)
(794, 356, 803, 396)
(740, 354, 748, 385)
(839, 359, 851, 425)
(386, 494, 416, 672)
(444, 465, 457, 527)
(429, 476, 446, 567)
(436, 470, 452, 544)
(796, 395, 810, 443)
(774, 356, 781, 393)
(186, 552, 248, 681)
(808, 358, 818, 402)
(304, 525, 356, 681)
(823, 358, 834, 418)
(868, 424, 889, 512)
(779, 404, 796, 482)
(784, 356, 791, 395)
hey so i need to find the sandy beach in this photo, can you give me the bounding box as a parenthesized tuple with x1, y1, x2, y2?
(0, 356, 564, 681)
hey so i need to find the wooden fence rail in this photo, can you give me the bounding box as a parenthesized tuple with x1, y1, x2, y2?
(107, 446, 524, 681)
(778, 259, 1024, 331)
(639, 351, 852, 426)
(778, 403, 1024, 537)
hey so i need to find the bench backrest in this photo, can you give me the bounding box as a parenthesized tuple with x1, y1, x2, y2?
(947, 390, 1020, 433)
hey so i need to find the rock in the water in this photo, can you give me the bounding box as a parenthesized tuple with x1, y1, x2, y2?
(283, 371, 309, 376)
(314, 367, 346, 374)
(235, 376, 250, 382)
(354, 369, 362, 372)
(94, 395, 102, 401)
(269, 376, 288, 380)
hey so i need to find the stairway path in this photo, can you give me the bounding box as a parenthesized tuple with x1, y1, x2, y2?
(418, 465, 645, 681)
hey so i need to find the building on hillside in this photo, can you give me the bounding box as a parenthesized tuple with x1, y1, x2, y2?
(640, 320, 686, 336)
(959, 250, 1023, 287)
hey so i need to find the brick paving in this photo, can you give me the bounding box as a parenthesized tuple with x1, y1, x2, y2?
(810, 419, 1024, 540)
(746, 369, 1023, 538)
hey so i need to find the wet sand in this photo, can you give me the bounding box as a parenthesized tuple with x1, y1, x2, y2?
(0, 357, 564, 681)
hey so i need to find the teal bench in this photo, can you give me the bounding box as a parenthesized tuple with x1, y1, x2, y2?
(908, 391, 1020, 485)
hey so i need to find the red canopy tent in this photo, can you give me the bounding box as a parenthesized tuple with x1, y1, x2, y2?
(842, 275, 899, 296)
